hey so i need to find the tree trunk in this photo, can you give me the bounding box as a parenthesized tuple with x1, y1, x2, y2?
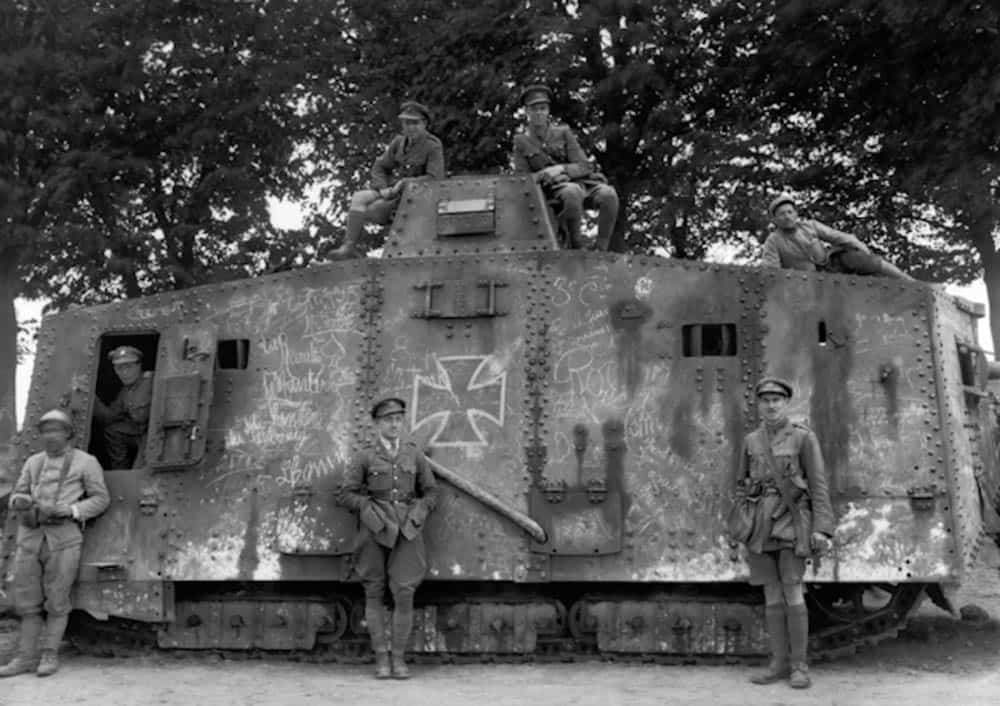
(972, 223, 1000, 359)
(0, 249, 19, 490)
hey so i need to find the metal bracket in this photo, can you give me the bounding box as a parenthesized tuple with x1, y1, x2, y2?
(907, 484, 938, 512)
(412, 279, 508, 319)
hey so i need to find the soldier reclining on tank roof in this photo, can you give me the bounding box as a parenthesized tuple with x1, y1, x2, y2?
(511, 84, 619, 251)
(327, 101, 446, 260)
(761, 194, 914, 280)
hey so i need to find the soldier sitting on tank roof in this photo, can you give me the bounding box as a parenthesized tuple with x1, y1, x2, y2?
(762, 193, 914, 280)
(92, 346, 153, 469)
(511, 84, 619, 251)
(327, 101, 446, 260)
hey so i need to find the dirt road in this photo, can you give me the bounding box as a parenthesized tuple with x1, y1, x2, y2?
(1, 547, 998, 706)
(1, 650, 997, 706)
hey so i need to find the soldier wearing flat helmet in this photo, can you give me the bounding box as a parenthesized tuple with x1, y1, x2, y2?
(762, 193, 913, 280)
(1, 408, 109, 677)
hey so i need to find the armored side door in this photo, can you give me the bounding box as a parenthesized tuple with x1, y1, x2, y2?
(146, 324, 218, 471)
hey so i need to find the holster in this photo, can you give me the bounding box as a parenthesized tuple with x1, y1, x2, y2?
(18, 506, 41, 530)
(773, 474, 812, 557)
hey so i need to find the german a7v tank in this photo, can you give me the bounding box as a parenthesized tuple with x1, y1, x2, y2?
(5, 175, 1000, 659)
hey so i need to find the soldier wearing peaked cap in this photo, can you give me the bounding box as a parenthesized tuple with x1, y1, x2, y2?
(762, 193, 914, 280)
(335, 396, 438, 679)
(511, 84, 619, 251)
(93, 346, 153, 469)
(328, 100, 446, 259)
(733, 377, 835, 690)
(1, 408, 109, 677)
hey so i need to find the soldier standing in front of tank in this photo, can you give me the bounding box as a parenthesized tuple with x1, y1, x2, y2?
(736, 378, 834, 689)
(762, 193, 914, 280)
(0, 409, 109, 678)
(92, 345, 153, 469)
(336, 397, 439, 679)
(327, 101, 445, 259)
(511, 84, 619, 250)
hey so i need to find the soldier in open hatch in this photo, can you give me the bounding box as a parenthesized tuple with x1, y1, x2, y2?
(93, 345, 153, 469)
(761, 193, 914, 279)
(336, 397, 439, 679)
(511, 84, 619, 251)
(327, 101, 446, 259)
(1, 409, 109, 677)
(733, 378, 834, 690)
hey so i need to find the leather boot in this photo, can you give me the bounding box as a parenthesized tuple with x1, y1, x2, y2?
(787, 602, 811, 689)
(36, 650, 59, 677)
(594, 193, 619, 251)
(0, 614, 43, 678)
(327, 211, 366, 260)
(365, 600, 391, 679)
(37, 613, 68, 677)
(750, 604, 789, 685)
(391, 602, 414, 679)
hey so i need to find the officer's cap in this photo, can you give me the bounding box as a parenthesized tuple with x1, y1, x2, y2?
(519, 84, 552, 107)
(755, 377, 793, 399)
(37, 408, 74, 436)
(108, 345, 142, 365)
(372, 397, 407, 419)
(768, 192, 797, 216)
(398, 101, 430, 123)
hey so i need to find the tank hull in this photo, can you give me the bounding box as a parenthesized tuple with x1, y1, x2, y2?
(5, 222, 997, 657)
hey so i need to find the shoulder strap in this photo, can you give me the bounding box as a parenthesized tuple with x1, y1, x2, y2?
(55, 449, 74, 497)
(762, 427, 781, 478)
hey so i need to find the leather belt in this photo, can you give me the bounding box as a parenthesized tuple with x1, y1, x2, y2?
(368, 492, 415, 503)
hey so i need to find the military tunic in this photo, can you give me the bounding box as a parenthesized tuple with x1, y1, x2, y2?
(512, 123, 618, 248)
(512, 123, 595, 180)
(337, 436, 439, 599)
(371, 132, 445, 190)
(93, 371, 153, 468)
(9, 447, 109, 626)
(760, 219, 869, 271)
(736, 418, 835, 585)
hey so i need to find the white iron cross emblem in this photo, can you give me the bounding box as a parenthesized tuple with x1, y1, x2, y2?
(412, 355, 506, 447)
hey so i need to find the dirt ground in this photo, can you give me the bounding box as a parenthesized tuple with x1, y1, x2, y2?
(1, 546, 998, 706)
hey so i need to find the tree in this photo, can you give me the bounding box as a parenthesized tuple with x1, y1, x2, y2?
(734, 0, 1000, 349)
(0, 0, 360, 446)
(0, 0, 90, 446)
(306, 0, 770, 259)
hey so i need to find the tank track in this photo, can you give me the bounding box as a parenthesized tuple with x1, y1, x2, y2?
(64, 583, 927, 665)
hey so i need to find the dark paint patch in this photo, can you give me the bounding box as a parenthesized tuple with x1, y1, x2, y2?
(879, 362, 900, 439)
(670, 400, 694, 461)
(573, 423, 589, 485)
(810, 298, 854, 493)
(602, 417, 629, 525)
(237, 486, 260, 579)
(609, 299, 652, 400)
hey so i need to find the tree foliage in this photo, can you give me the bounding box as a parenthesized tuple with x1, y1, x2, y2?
(733, 0, 1000, 345)
(3, 0, 1000, 442)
